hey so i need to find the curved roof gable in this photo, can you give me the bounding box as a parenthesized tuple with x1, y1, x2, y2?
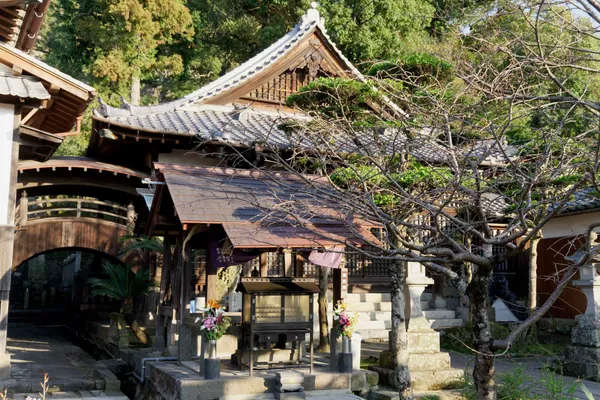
(96, 5, 363, 119)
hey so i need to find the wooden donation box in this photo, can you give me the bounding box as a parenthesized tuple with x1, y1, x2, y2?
(235, 277, 317, 376)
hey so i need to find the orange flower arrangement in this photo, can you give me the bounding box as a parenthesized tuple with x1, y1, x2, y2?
(207, 299, 221, 309)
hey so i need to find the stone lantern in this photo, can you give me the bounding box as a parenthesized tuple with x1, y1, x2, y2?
(564, 241, 600, 379)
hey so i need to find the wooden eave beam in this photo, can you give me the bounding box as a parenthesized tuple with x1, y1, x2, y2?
(0, 43, 96, 101)
(145, 175, 167, 237)
(0, 94, 42, 107)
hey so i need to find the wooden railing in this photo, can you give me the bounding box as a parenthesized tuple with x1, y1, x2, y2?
(16, 192, 135, 228)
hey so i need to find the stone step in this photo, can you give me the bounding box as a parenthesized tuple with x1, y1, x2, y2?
(347, 292, 433, 303)
(357, 311, 390, 322)
(355, 320, 390, 330)
(347, 302, 392, 312)
(423, 310, 456, 319)
(345, 301, 431, 312)
(354, 329, 390, 340)
(346, 293, 391, 302)
(429, 319, 464, 329)
(369, 390, 399, 400)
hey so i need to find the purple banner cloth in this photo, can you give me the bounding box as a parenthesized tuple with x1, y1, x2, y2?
(209, 233, 261, 268)
(303, 246, 344, 269)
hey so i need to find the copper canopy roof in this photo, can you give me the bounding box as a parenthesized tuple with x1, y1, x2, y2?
(155, 162, 378, 249)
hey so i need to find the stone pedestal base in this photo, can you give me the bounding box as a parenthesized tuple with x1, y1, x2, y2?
(339, 353, 353, 373)
(276, 392, 305, 400)
(379, 350, 451, 371)
(0, 354, 10, 379)
(407, 330, 440, 353)
(204, 358, 220, 380)
(276, 371, 305, 400)
(374, 328, 461, 390)
(108, 313, 129, 349)
(564, 345, 600, 379)
(571, 317, 600, 347)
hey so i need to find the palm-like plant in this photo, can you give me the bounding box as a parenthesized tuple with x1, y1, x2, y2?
(88, 261, 155, 345)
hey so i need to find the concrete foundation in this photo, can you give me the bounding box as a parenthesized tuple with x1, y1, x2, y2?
(142, 360, 378, 400)
(0, 354, 9, 380)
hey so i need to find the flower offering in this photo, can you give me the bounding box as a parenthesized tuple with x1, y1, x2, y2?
(196, 299, 232, 341)
(333, 300, 359, 338)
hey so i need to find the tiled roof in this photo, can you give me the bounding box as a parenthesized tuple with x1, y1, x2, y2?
(563, 188, 600, 213)
(156, 162, 376, 248)
(462, 139, 519, 166)
(95, 104, 450, 163)
(0, 72, 49, 99)
(481, 193, 509, 217)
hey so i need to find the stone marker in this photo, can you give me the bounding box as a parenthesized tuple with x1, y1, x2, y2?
(275, 371, 305, 400)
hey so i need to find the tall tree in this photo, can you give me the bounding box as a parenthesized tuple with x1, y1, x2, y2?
(214, 1, 600, 396)
(41, 0, 194, 104)
(166, 0, 436, 99)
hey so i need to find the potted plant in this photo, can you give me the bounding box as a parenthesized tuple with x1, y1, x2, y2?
(88, 261, 154, 345)
(333, 300, 358, 372)
(197, 299, 231, 379)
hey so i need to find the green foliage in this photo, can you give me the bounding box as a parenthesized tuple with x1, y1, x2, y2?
(461, 363, 581, 400)
(286, 77, 384, 120)
(41, 0, 194, 102)
(317, 0, 435, 62)
(368, 53, 454, 83)
(118, 235, 164, 256)
(497, 366, 533, 400)
(391, 162, 453, 189)
(88, 261, 154, 314)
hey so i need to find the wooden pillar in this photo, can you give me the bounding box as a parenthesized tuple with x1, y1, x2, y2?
(18, 191, 27, 227)
(178, 240, 194, 361)
(172, 234, 184, 314)
(0, 105, 21, 377)
(283, 249, 293, 277)
(126, 202, 136, 228)
(153, 235, 172, 349)
(259, 253, 268, 277)
(159, 236, 172, 304)
(206, 243, 218, 302)
(333, 267, 348, 305)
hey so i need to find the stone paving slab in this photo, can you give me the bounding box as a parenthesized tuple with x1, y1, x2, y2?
(0, 326, 124, 397)
(11, 390, 127, 399)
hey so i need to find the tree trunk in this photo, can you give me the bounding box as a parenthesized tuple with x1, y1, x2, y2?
(467, 273, 496, 400)
(125, 313, 150, 345)
(390, 261, 412, 400)
(528, 237, 540, 315)
(131, 74, 141, 106)
(317, 266, 330, 352)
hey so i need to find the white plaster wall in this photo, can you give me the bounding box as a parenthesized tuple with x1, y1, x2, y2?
(0, 103, 14, 226)
(542, 211, 600, 239)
